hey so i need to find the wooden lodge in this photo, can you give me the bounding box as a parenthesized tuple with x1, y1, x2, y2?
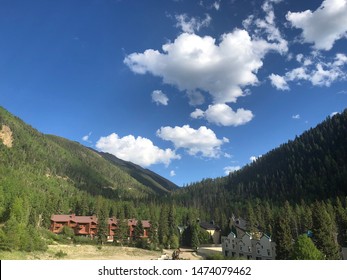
(50, 214, 151, 241)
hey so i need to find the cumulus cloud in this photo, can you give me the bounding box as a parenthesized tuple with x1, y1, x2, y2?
(152, 90, 169, 105)
(286, 0, 347, 51)
(269, 73, 289, 90)
(124, 27, 287, 105)
(96, 133, 180, 167)
(157, 125, 228, 158)
(125, 0, 289, 127)
(270, 53, 347, 89)
(292, 114, 300, 119)
(191, 104, 254, 126)
(170, 170, 176, 177)
(224, 166, 241, 175)
(175, 13, 212, 34)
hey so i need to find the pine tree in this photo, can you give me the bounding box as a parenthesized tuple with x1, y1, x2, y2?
(191, 223, 200, 251)
(312, 201, 340, 259)
(158, 205, 169, 247)
(148, 221, 159, 249)
(335, 197, 347, 246)
(97, 208, 108, 245)
(115, 211, 128, 246)
(273, 213, 293, 259)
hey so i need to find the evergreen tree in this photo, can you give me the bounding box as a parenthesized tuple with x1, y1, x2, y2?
(115, 212, 128, 246)
(133, 220, 144, 241)
(273, 214, 293, 259)
(158, 205, 169, 247)
(97, 208, 108, 245)
(191, 223, 200, 251)
(312, 201, 340, 259)
(148, 221, 159, 249)
(335, 197, 347, 246)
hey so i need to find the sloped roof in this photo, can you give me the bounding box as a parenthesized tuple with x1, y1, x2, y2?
(51, 214, 98, 224)
(200, 221, 220, 230)
(51, 215, 151, 227)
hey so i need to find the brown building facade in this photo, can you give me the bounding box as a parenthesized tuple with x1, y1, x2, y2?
(50, 214, 150, 241)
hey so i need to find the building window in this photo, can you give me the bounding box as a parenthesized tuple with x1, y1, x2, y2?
(248, 246, 251, 252)
(267, 249, 271, 256)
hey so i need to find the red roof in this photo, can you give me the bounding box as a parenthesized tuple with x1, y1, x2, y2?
(51, 215, 150, 227)
(51, 214, 98, 224)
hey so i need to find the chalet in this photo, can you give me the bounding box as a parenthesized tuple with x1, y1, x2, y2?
(199, 220, 221, 244)
(50, 214, 151, 241)
(50, 214, 98, 237)
(107, 218, 151, 242)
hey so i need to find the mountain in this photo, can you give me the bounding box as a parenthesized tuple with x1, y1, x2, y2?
(174, 109, 347, 211)
(0, 106, 176, 203)
(96, 150, 178, 193)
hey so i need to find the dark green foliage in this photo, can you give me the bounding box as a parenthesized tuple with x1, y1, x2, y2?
(97, 208, 108, 245)
(273, 213, 293, 260)
(61, 226, 75, 239)
(311, 201, 340, 259)
(1, 105, 347, 259)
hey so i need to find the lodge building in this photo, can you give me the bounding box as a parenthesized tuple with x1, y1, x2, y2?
(50, 214, 151, 242)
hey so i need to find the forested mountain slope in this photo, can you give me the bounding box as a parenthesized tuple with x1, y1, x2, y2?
(96, 150, 178, 194)
(226, 109, 347, 202)
(175, 109, 347, 210)
(0, 106, 178, 228)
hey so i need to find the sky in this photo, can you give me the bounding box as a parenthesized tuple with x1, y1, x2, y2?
(1, 0, 347, 186)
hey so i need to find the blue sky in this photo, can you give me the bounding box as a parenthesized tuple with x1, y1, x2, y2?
(1, 0, 346, 186)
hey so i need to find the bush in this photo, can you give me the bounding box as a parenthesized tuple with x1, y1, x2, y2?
(55, 250, 67, 259)
(73, 236, 97, 245)
(61, 226, 75, 239)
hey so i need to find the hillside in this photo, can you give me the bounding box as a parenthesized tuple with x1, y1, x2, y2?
(0, 106, 179, 227)
(97, 150, 178, 193)
(174, 109, 347, 210)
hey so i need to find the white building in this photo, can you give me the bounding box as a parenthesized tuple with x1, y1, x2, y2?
(222, 231, 276, 260)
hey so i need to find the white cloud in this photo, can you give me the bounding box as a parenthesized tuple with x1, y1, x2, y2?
(292, 114, 300, 119)
(213, 1, 221, 11)
(191, 104, 254, 126)
(96, 133, 180, 167)
(157, 125, 228, 158)
(175, 13, 212, 34)
(124, 27, 287, 105)
(151, 90, 169, 105)
(286, 0, 347, 50)
(269, 73, 289, 90)
(170, 170, 176, 177)
(82, 132, 92, 143)
(250, 154, 262, 162)
(270, 53, 347, 89)
(190, 108, 205, 119)
(244, 0, 288, 55)
(224, 166, 241, 175)
(250, 156, 258, 162)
